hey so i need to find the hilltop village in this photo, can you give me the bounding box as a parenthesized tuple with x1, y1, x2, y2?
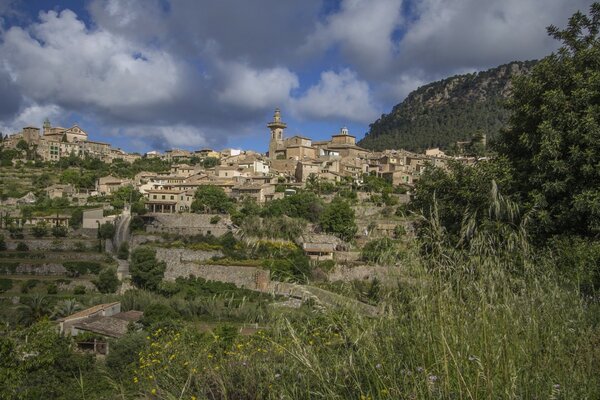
(1, 108, 478, 215)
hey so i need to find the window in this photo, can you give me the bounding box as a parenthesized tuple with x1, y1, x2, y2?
(162, 195, 165, 199)
(171, 195, 174, 200)
(153, 195, 157, 199)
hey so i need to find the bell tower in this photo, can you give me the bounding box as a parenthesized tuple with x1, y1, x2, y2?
(267, 108, 286, 159)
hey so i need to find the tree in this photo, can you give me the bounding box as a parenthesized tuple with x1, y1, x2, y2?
(319, 197, 357, 241)
(98, 221, 116, 240)
(410, 159, 514, 243)
(130, 246, 166, 291)
(93, 267, 120, 294)
(202, 157, 219, 168)
(16, 139, 28, 152)
(191, 185, 232, 214)
(496, 3, 600, 237)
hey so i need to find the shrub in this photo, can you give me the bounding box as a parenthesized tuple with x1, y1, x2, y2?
(0, 235, 6, 251)
(210, 215, 221, 224)
(16, 242, 29, 251)
(21, 279, 40, 293)
(140, 303, 180, 327)
(51, 225, 68, 238)
(73, 285, 86, 295)
(63, 261, 102, 277)
(46, 283, 58, 295)
(0, 278, 13, 293)
(93, 268, 120, 294)
(117, 242, 129, 260)
(31, 222, 48, 238)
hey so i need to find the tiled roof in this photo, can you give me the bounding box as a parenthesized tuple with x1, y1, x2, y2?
(60, 302, 120, 321)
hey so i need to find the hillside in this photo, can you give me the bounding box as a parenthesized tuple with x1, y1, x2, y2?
(358, 61, 537, 152)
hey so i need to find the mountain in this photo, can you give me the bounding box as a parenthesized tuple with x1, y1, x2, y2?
(358, 61, 537, 152)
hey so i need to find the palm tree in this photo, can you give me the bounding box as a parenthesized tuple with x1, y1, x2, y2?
(52, 298, 82, 319)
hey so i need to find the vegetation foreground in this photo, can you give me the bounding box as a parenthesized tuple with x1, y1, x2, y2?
(1, 4, 600, 400)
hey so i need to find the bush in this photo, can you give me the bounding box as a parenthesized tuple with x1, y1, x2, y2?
(51, 225, 68, 238)
(63, 261, 102, 277)
(0, 235, 6, 251)
(16, 242, 29, 251)
(140, 303, 180, 327)
(46, 283, 58, 295)
(0, 278, 13, 293)
(117, 242, 129, 260)
(73, 285, 86, 295)
(21, 279, 40, 293)
(93, 268, 120, 294)
(106, 332, 146, 377)
(210, 215, 221, 224)
(31, 222, 48, 238)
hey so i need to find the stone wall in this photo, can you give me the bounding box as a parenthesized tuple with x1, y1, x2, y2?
(163, 262, 270, 291)
(4, 238, 98, 251)
(155, 247, 269, 291)
(145, 213, 233, 237)
(155, 247, 223, 264)
(1, 263, 67, 275)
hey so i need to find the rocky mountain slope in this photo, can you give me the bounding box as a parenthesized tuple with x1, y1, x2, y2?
(358, 61, 537, 152)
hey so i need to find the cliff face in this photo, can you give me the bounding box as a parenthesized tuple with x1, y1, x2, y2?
(358, 61, 536, 152)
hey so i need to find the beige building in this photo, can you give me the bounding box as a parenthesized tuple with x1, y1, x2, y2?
(96, 176, 133, 195)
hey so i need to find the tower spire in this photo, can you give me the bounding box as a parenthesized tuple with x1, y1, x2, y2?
(267, 107, 287, 159)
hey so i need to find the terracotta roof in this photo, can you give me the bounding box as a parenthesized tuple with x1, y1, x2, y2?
(60, 302, 120, 321)
(74, 316, 130, 338)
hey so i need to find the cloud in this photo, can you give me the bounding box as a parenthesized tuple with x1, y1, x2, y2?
(1, 9, 183, 115)
(217, 62, 299, 110)
(0, 103, 62, 136)
(292, 69, 378, 123)
(113, 124, 215, 151)
(396, 0, 596, 74)
(1, 0, 596, 151)
(303, 0, 403, 77)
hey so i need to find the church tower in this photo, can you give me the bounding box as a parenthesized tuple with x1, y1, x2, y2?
(267, 108, 286, 159)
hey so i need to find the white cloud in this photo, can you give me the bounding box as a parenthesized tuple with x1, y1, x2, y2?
(217, 62, 299, 110)
(0, 9, 182, 113)
(0, 103, 62, 135)
(396, 0, 595, 73)
(302, 0, 403, 76)
(292, 69, 378, 123)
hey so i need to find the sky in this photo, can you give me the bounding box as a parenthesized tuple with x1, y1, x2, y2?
(0, 0, 594, 154)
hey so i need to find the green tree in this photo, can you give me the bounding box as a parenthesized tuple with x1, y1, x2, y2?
(93, 267, 120, 294)
(191, 185, 232, 214)
(410, 159, 514, 243)
(319, 197, 357, 241)
(202, 156, 219, 168)
(130, 246, 166, 291)
(98, 221, 116, 240)
(497, 3, 600, 237)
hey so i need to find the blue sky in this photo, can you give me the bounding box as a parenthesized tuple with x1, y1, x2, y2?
(0, 0, 593, 154)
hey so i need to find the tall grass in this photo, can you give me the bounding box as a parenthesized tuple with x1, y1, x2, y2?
(129, 185, 600, 399)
